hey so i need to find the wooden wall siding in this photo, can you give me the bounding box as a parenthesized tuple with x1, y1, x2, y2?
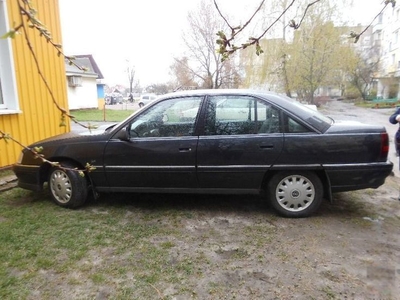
(0, 0, 70, 168)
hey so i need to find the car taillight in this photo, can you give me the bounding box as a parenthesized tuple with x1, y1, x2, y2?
(380, 132, 389, 159)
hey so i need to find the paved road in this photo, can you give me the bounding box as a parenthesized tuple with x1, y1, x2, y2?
(71, 99, 400, 177)
(320, 100, 399, 177)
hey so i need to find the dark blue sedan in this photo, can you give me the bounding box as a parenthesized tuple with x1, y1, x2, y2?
(13, 89, 393, 217)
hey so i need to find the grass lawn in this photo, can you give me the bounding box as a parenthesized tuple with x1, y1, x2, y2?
(0, 169, 14, 177)
(0, 185, 282, 299)
(0, 188, 197, 299)
(355, 100, 400, 109)
(70, 109, 135, 122)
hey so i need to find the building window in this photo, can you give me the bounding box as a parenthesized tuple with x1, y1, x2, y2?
(378, 13, 383, 24)
(0, 0, 20, 113)
(67, 75, 83, 87)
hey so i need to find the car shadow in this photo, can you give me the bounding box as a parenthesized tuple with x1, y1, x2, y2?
(86, 191, 372, 219)
(11, 188, 373, 219)
(86, 192, 273, 216)
(318, 192, 371, 218)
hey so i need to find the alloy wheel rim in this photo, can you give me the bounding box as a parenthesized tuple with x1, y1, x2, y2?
(50, 170, 72, 203)
(275, 175, 315, 212)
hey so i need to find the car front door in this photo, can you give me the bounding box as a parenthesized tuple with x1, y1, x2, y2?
(196, 95, 284, 190)
(103, 96, 203, 191)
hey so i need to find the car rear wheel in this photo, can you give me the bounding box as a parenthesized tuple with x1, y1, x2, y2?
(48, 163, 88, 208)
(139, 102, 144, 108)
(267, 171, 323, 218)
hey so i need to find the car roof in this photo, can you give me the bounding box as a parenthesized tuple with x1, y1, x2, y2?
(161, 89, 275, 98)
(158, 89, 298, 111)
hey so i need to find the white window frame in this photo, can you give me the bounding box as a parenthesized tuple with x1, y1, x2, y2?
(0, 0, 20, 114)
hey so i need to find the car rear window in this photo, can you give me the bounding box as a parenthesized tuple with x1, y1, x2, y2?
(284, 99, 332, 132)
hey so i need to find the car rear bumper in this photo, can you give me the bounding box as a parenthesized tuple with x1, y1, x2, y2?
(12, 164, 43, 191)
(325, 161, 393, 192)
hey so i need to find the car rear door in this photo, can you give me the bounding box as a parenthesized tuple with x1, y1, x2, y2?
(103, 96, 203, 190)
(196, 95, 284, 190)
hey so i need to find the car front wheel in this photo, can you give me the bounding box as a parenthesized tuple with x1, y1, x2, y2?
(267, 171, 323, 218)
(139, 103, 144, 108)
(48, 163, 88, 208)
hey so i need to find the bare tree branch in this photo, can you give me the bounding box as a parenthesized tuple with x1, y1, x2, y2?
(288, 0, 323, 30)
(215, 0, 396, 61)
(178, 0, 238, 89)
(0, 130, 95, 174)
(349, 1, 394, 43)
(214, 0, 266, 41)
(14, 0, 96, 130)
(0, 0, 97, 174)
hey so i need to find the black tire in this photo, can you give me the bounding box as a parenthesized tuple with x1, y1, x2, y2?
(48, 163, 88, 208)
(267, 171, 323, 218)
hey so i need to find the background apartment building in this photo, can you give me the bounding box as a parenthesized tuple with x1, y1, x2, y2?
(373, 5, 400, 99)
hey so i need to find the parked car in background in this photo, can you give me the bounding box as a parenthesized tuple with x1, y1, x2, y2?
(13, 89, 393, 218)
(105, 93, 123, 105)
(138, 94, 157, 108)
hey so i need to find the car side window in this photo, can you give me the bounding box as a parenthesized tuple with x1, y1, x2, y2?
(205, 96, 281, 135)
(257, 105, 280, 134)
(287, 116, 311, 133)
(128, 97, 202, 138)
(204, 96, 280, 135)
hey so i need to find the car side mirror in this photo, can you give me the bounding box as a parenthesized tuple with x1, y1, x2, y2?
(114, 127, 130, 141)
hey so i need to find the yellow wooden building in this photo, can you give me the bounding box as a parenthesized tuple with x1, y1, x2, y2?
(0, 0, 70, 168)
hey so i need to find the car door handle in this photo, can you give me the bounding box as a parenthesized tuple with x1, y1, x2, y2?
(259, 144, 274, 149)
(179, 147, 192, 152)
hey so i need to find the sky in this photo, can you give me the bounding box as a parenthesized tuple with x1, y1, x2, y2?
(58, 0, 383, 88)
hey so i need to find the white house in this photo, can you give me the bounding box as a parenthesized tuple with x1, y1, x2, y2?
(65, 54, 104, 110)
